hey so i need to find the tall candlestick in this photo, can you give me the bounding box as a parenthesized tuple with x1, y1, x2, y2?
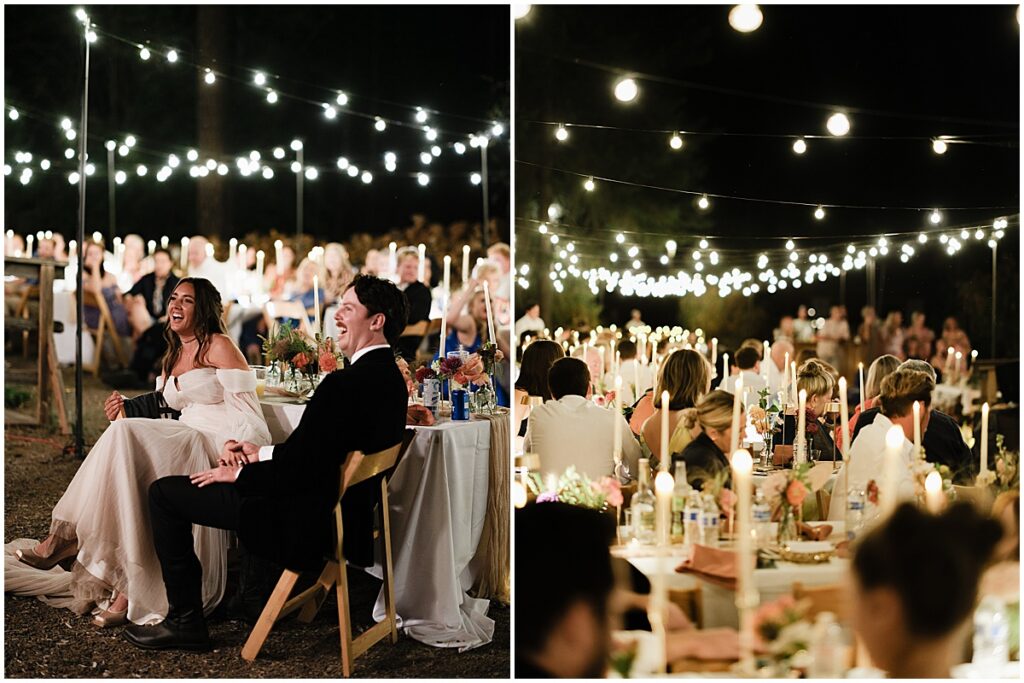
(912, 401, 921, 457)
(791, 361, 798, 406)
(971, 349, 979, 367)
(440, 255, 451, 356)
(417, 243, 426, 282)
(660, 390, 671, 470)
(599, 346, 606, 377)
(783, 351, 790, 396)
(796, 389, 807, 463)
(955, 352, 963, 383)
(762, 340, 770, 386)
(313, 275, 321, 336)
(180, 236, 189, 270)
(274, 239, 283, 271)
(388, 241, 397, 275)
(980, 402, 990, 479)
(26, 234, 33, 257)
(610, 339, 617, 376)
(730, 377, 744, 455)
(838, 377, 850, 460)
(945, 346, 954, 381)
(925, 471, 943, 513)
(256, 250, 265, 295)
(229, 238, 237, 265)
(655, 470, 673, 548)
(651, 469, 673, 673)
(882, 426, 904, 517)
(711, 337, 718, 367)
(858, 362, 865, 411)
(722, 353, 729, 385)
(147, 239, 156, 256)
(482, 280, 497, 345)
(161, 235, 169, 250)
(613, 376, 623, 467)
(633, 360, 641, 403)
(462, 244, 471, 284)
(731, 449, 757, 675)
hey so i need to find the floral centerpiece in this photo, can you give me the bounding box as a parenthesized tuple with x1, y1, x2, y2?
(755, 387, 784, 441)
(261, 324, 344, 394)
(395, 355, 417, 398)
(762, 462, 815, 543)
(992, 434, 1019, 493)
(909, 457, 956, 506)
(753, 595, 814, 670)
(526, 466, 623, 511)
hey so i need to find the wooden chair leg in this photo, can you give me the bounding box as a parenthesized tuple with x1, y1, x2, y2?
(297, 561, 339, 624)
(380, 481, 398, 644)
(91, 322, 105, 378)
(48, 338, 70, 435)
(335, 505, 355, 677)
(241, 570, 300, 662)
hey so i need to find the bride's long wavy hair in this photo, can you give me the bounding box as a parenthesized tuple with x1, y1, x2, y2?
(160, 278, 227, 382)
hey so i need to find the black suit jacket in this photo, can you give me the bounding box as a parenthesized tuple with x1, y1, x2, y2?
(780, 414, 839, 460)
(235, 347, 408, 569)
(127, 272, 180, 319)
(673, 432, 731, 491)
(396, 282, 432, 360)
(852, 407, 974, 482)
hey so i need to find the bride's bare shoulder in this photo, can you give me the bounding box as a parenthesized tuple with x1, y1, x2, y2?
(207, 334, 249, 370)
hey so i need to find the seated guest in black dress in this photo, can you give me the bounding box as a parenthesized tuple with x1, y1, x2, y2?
(674, 390, 741, 490)
(513, 339, 565, 437)
(124, 275, 410, 651)
(395, 247, 432, 361)
(852, 359, 974, 482)
(126, 249, 180, 385)
(780, 359, 838, 460)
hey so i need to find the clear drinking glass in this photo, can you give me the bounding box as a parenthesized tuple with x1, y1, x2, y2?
(251, 365, 267, 399)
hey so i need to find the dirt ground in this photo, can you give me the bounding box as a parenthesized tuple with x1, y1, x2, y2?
(4, 362, 509, 678)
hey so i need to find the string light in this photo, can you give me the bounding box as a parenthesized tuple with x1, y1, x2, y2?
(930, 209, 943, 224)
(814, 206, 826, 220)
(826, 112, 851, 136)
(555, 125, 569, 142)
(728, 4, 764, 32)
(697, 194, 710, 210)
(792, 138, 807, 154)
(415, 107, 428, 123)
(932, 138, 948, 154)
(492, 123, 504, 136)
(203, 69, 216, 85)
(346, 165, 359, 177)
(513, 3, 532, 20)
(471, 172, 482, 185)
(323, 104, 337, 119)
(8, 108, 18, 121)
(290, 139, 303, 151)
(374, 117, 387, 132)
(417, 172, 430, 186)
(454, 142, 467, 154)
(266, 89, 278, 104)
(361, 170, 373, 184)
(669, 132, 683, 150)
(613, 77, 639, 103)
(584, 177, 595, 191)
(166, 49, 178, 63)
(262, 167, 274, 179)
(304, 167, 318, 180)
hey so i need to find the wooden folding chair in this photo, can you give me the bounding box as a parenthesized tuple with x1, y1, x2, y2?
(242, 430, 415, 675)
(793, 581, 867, 668)
(815, 489, 832, 521)
(80, 289, 128, 376)
(16, 284, 40, 358)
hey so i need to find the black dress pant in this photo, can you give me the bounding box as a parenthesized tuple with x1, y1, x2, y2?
(148, 476, 243, 615)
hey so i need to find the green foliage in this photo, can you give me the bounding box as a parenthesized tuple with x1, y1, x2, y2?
(5, 386, 31, 409)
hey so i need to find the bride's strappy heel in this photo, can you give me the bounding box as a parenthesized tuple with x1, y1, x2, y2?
(92, 593, 129, 628)
(15, 537, 79, 571)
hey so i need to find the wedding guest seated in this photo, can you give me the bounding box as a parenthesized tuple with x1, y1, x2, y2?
(834, 354, 900, 451)
(265, 244, 297, 298)
(265, 258, 326, 337)
(125, 249, 180, 385)
(117, 234, 150, 291)
(186, 236, 229, 301)
(673, 390, 740, 490)
(514, 302, 546, 341)
(780, 359, 837, 459)
(603, 340, 652, 408)
(851, 359, 973, 482)
(394, 247, 432, 361)
(524, 357, 640, 482)
(36, 236, 56, 260)
(80, 239, 132, 338)
(766, 338, 794, 395)
(514, 339, 565, 436)
(829, 367, 934, 520)
(124, 274, 409, 651)
(773, 315, 795, 342)
(720, 346, 767, 396)
(640, 349, 710, 464)
(852, 503, 1002, 678)
(487, 242, 512, 301)
(323, 242, 355, 304)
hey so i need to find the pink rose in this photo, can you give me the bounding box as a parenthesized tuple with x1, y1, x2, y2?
(718, 487, 738, 517)
(319, 352, 337, 373)
(593, 477, 624, 508)
(293, 352, 309, 370)
(785, 480, 808, 508)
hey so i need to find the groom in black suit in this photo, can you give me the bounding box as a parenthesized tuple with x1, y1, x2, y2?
(125, 274, 410, 651)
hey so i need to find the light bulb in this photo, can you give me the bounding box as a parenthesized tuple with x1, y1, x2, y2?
(68, 171, 81, 185)
(304, 167, 318, 180)
(613, 77, 639, 102)
(930, 210, 942, 224)
(425, 127, 438, 141)
(786, 239, 795, 250)
(792, 137, 807, 154)
(217, 164, 228, 176)
(513, 3, 532, 19)
(697, 194, 710, 210)
(669, 133, 683, 150)
(492, 123, 504, 136)
(118, 145, 129, 157)
(40, 159, 50, 170)
(361, 171, 373, 184)
(336, 157, 349, 170)
(417, 173, 430, 186)
(814, 206, 825, 220)
(65, 129, 77, 141)
(253, 71, 267, 86)
(347, 165, 359, 177)
(470, 172, 482, 185)
(115, 170, 127, 184)
(204, 69, 216, 85)
(167, 50, 178, 63)
(420, 152, 432, 165)
(139, 46, 150, 60)
(827, 112, 851, 136)
(262, 167, 274, 179)
(415, 108, 428, 123)
(290, 161, 301, 173)
(168, 154, 180, 168)
(374, 117, 387, 132)
(187, 149, 199, 162)
(555, 125, 569, 142)
(290, 139, 303, 151)
(454, 142, 466, 155)
(932, 138, 947, 154)
(699, 239, 709, 249)
(431, 145, 441, 157)
(323, 105, 337, 119)
(266, 90, 278, 104)
(336, 92, 348, 106)
(61, 118, 72, 130)
(584, 177, 595, 192)
(86, 30, 97, 43)
(729, 4, 763, 32)
(125, 135, 136, 147)
(136, 164, 147, 176)
(106, 140, 117, 151)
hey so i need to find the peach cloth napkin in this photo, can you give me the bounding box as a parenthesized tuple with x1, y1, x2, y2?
(676, 544, 738, 590)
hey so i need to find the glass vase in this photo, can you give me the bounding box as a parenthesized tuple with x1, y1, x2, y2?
(778, 505, 799, 545)
(472, 377, 498, 415)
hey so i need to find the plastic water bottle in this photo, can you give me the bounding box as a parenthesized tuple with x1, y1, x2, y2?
(809, 612, 845, 678)
(683, 489, 702, 545)
(700, 492, 720, 547)
(671, 462, 689, 539)
(752, 487, 772, 550)
(846, 488, 866, 542)
(973, 595, 1010, 666)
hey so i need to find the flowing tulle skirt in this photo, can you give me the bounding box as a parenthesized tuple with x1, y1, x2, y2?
(5, 418, 231, 625)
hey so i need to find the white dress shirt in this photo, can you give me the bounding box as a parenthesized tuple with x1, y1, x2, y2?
(189, 258, 230, 301)
(603, 359, 653, 408)
(722, 369, 768, 397)
(514, 314, 546, 339)
(524, 394, 641, 482)
(254, 343, 392, 464)
(766, 359, 789, 397)
(827, 412, 916, 520)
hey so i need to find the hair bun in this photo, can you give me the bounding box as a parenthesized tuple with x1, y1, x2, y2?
(680, 407, 699, 430)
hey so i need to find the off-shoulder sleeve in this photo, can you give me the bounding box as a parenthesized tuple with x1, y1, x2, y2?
(216, 369, 272, 447)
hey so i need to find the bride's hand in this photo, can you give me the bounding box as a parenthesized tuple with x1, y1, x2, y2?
(218, 440, 245, 467)
(190, 465, 240, 488)
(104, 392, 124, 422)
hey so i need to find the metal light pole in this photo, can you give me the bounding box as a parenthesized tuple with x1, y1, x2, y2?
(991, 242, 997, 358)
(75, 18, 92, 459)
(295, 145, 304, 237)
(480, 140, 490, 247)
(107, 144, 116, 242)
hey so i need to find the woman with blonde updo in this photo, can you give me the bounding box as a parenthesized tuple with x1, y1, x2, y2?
(782, 358, 838, 460)
(672, 390, 741, 490)
(640, 349, 711, 464)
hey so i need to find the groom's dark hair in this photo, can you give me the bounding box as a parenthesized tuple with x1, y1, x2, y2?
(348, 274, 409, 346)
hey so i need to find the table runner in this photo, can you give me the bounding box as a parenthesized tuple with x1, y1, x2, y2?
(468, 409, 510, 603)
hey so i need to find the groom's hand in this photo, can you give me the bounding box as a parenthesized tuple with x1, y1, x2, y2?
(218, 440, 247, 467)
(190, 465, 240, 488)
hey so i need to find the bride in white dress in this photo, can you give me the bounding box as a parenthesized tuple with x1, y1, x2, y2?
(7, 277, 271, 626)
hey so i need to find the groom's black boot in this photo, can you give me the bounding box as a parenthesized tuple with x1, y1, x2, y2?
(123, 606, 211, 652)
(227, 549, 282, 624)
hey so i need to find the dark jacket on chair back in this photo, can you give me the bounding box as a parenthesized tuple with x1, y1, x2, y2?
(235, 347, 408, 569)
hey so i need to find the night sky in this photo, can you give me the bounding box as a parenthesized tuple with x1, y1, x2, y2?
(4, 5, 509, 243)
(515, 5, 1019, 356)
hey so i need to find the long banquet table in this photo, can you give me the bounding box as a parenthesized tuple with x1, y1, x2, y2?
(259, 397, 505, 651)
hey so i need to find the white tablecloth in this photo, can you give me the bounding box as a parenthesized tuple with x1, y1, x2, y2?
(258, 400, 495, 650)
(53, 285, 95, 365)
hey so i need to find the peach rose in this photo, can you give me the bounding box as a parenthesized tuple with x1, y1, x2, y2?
(785, 480, 808, 508)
